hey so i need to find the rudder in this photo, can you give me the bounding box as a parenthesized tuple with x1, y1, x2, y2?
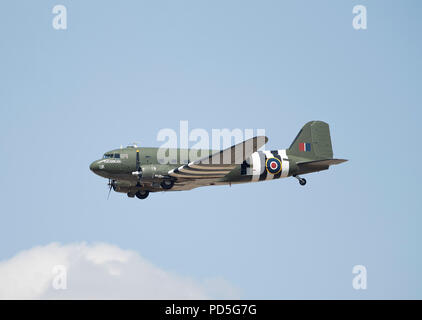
(288, 121, 333, 160)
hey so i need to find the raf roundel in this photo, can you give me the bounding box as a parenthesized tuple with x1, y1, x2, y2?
(266, 157, 282, 175)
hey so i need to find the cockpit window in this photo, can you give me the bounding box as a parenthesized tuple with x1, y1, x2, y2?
(103, 153, 121, 159)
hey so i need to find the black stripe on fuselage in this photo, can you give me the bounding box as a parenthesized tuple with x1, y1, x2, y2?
(271, 150, 282, 179)
(259, 152, 268, 181)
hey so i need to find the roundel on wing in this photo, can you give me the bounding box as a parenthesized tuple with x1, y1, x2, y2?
(266, 157, 282, 175)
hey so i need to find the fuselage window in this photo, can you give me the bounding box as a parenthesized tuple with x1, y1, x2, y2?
(114, 154, 120, 159)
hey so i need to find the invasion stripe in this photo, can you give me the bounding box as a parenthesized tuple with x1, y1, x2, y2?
(180, 168, 231, 175)
(170, 172, 225, 179)
(172, 168, 225, 176)
(171, 167, 227, 177)
(185, 165, 235, 171)
(263, 150, 275, 180)
(279, 149, 289, 177)
(271, 150, 282, 179)
(259, 152, 268, 181)
(251, 152, 261, 182)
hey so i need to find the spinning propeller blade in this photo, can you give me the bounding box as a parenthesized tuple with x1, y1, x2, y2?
(107, 179, 114, 200)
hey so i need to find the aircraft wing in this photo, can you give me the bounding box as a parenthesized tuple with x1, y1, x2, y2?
(168, 136, 268, 180)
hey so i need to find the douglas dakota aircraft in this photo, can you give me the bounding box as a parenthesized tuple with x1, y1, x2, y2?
(90, 121, 347, 200)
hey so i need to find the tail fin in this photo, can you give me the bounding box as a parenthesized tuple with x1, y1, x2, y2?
(288, 121, 333, 160)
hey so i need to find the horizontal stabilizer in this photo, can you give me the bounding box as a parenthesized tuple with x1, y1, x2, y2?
(297, 159, 348, 167)
(296, 159, 347, 173)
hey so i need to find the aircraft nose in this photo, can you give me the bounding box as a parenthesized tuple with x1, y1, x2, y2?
(89, 161, 99, 172)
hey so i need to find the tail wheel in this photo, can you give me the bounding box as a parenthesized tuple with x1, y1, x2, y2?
(135, 190, 149, 199)
(293, 175, 307, 186)
(160, 180, 174, 190)
(299, 178, 307, 186)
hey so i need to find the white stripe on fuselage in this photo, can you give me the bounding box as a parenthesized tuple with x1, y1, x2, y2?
(248, 149, 289, 182)
(263, 150, 275, 180)
(279, 149, 289, 178)
(251, 151, 262, 182)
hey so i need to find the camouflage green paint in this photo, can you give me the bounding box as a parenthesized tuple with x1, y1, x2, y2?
(89, 121, 347, 198)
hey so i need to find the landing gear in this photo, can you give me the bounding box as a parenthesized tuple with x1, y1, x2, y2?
(160, 179, 174, 190)
(127, 192, 135, 198)
(135, 190, 149, 199)
(294, 175, 307, 186)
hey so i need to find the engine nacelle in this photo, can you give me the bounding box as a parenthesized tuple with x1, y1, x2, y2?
(140, 165, 170, 181)
(113, 180, 132, 193)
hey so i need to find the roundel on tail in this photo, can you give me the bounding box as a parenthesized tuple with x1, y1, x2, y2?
(266, 157, 282, 175)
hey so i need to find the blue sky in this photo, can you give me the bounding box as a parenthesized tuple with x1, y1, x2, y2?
(0, 0, 421, 299)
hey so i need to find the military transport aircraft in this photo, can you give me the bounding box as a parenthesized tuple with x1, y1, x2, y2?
(89, 121, 347, 199)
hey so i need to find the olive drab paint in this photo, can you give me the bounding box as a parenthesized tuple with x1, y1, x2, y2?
(89, 121, 347, 200)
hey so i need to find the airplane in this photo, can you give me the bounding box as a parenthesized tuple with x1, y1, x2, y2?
(89, 121, 347, 199)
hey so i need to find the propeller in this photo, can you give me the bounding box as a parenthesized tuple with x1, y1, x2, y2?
(135, 149, 143, 182)
(136, 149, 140, 172)
(107, 179, 115, 200)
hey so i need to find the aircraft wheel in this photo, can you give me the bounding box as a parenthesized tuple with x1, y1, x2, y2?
(135, 190, 149, 199)
(160, 180, 174, 190)
(299, 178, 307, 186)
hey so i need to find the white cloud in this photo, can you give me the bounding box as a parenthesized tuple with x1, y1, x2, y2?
(0, 242, 239, 299)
